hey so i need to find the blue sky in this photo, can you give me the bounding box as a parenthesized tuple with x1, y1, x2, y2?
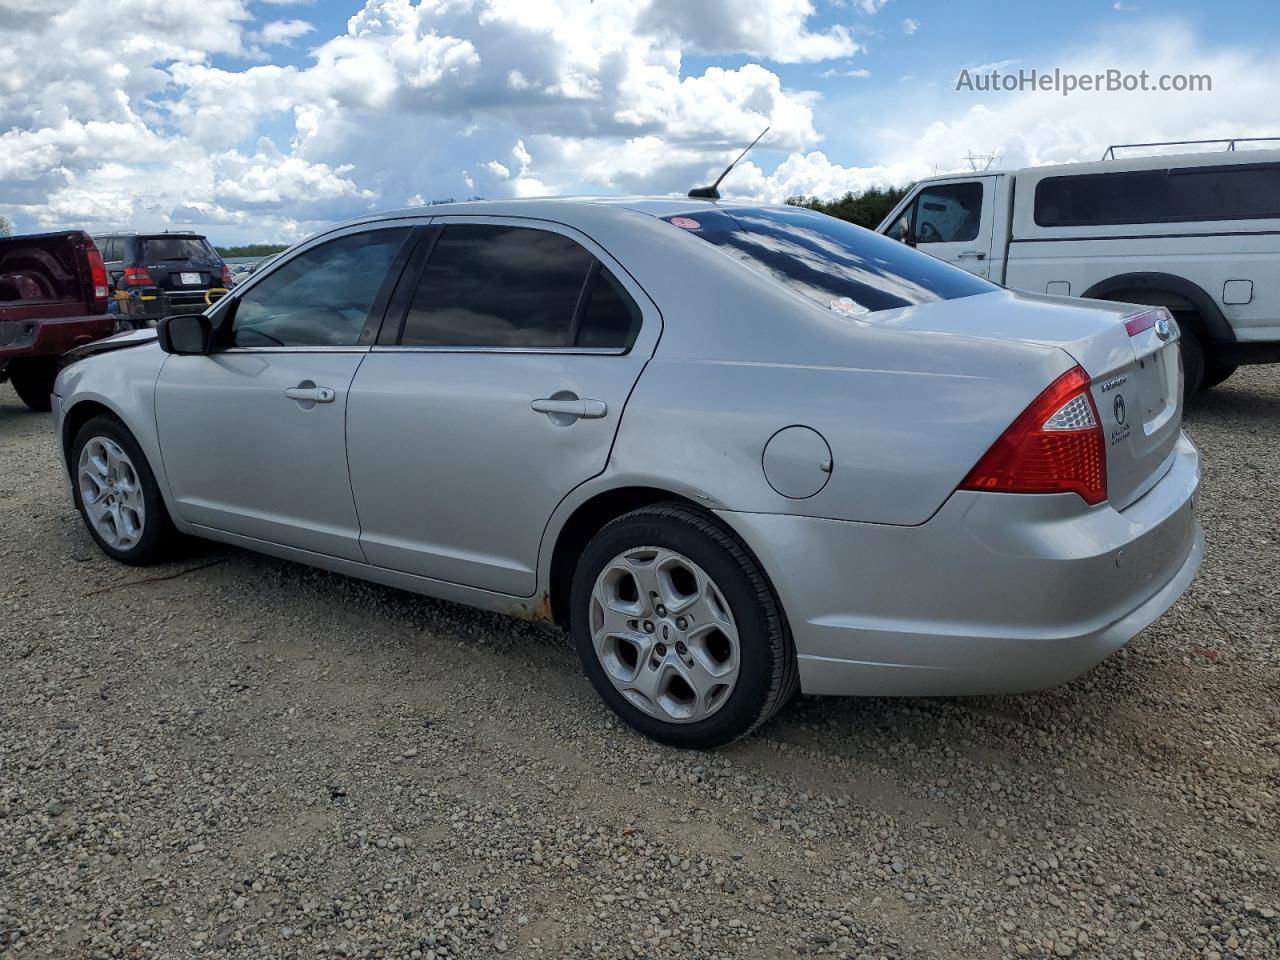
(3, 0, 1278, 243)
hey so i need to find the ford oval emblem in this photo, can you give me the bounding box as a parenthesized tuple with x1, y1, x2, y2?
(1154, 316, 1172, 341)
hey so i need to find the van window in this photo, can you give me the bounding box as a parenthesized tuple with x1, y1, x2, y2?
(1034, 163, 1280, 226)
(913, 183, 983, 243)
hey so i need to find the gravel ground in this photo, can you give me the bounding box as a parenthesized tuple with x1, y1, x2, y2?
(1, 369, 1277, 960)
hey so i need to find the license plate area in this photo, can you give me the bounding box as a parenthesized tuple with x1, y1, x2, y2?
(179, 272, 201, 285)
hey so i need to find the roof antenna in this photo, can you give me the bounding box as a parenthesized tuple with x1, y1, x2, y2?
(688, 126, 770, 200)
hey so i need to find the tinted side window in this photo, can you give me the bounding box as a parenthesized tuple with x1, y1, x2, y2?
(913, 182, 983, 243)
(401, 224, 593, 347)
(232, 228, 410, 347)
(1034, 164, 1280, 226)
(575, 267, 641, 349)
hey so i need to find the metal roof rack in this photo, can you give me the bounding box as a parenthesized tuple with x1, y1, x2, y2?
(1102, 137, 1280, 160)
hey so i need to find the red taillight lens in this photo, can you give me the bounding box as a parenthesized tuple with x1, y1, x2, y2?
(960, 366, 1108, 505)
(221, 263, 234, 285)
(85, 242, 110, 301)
(123, 266, 153, 286)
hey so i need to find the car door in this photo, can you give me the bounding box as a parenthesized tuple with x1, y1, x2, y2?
(904, 179, 995, 278)
(345, 217, 660, 597)
(154, 224, 414, 560)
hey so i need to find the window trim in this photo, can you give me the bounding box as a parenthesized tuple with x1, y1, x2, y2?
(384, 216, 645, 355)
(1032, 162, 1280, 228)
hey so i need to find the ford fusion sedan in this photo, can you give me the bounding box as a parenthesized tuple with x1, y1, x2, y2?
(52, 198, 1203, 748)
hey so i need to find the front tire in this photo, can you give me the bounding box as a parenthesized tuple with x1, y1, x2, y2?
(570, 503, 798, 748)
(9, 358, 57, 412)
(1173, 315, 1205, 394)
(71, 415, 180, 565)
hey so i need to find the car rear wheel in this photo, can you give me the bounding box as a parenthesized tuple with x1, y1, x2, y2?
(72, 415, 180, 565)
(8, 358, 57, 412)
(570, 503, 797, 748)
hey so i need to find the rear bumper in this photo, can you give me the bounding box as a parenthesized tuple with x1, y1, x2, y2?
(0, 314, 115, 363)
(117, 287, 227, 320)
(719, 432, 1202, 697)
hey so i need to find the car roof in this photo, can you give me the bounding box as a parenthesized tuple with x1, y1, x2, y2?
(326, 195, 792, 231)
(910, 146, 1280, 186)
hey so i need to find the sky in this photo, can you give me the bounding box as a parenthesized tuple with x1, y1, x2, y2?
(1, 0, 1278, 245)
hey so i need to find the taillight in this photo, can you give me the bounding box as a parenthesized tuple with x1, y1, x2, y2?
(960, 365, 1107, 506)
(221, 263, 234, 285)
(123, 266, 153, 286)
(85, 242, 110, 301)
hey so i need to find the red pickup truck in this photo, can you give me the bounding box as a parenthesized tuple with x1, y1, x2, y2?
(1, 231, 115, 410)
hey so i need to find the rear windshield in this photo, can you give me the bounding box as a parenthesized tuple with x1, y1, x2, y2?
(140, 236, 214, 261)
(662, 206, 994, 315)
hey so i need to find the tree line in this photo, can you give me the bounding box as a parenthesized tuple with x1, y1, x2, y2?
(785, 184, 912, 229)
(215, 243, 290, 258)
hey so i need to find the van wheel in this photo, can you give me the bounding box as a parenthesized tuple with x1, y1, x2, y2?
(1174, 319, 1204, 394)
(71, 415, 181, 565)
(8, 358, 57, 412)
(1200, 363, 1237, 390)
(569, 502, 798, 749)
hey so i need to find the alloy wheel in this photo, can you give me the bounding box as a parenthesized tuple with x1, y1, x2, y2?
(78, 436, 146, 551)
(588, 546, 740, 723)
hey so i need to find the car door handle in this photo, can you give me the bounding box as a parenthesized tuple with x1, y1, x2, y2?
(284, 385, 335, 403)
(531, 397, 607, 419)
(956, 250, 987, 260)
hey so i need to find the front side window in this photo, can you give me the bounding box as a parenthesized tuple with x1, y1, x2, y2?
(665, 206, 994, 316)
(400, 224, 640, 349)
(231, 228, 410, 347)
(912, 182, 983, 244)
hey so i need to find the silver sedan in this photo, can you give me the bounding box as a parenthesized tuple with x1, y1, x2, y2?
(52, 198, 1203, 748)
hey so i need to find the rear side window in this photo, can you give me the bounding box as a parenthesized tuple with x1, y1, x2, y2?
(399, 224, 641, 349)
(141, 236, 214, 261)
(1034, 163, 1280, 226)
(232, 228, 410, 347)
(666, 206, 994, 316)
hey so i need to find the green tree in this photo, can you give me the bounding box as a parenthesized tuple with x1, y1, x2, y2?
(0, 214, 14, 238)
(785, 184, 913, 230)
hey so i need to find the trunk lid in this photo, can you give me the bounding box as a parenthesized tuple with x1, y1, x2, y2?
(865, 289, 1183, 510)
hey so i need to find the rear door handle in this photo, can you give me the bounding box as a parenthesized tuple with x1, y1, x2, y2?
(531, 397, 607, 419)
(284, 385, 335, 403)
(956, 250, 987, 260)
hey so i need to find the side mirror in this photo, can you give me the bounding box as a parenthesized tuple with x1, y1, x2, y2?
(156, 313, 213, 355)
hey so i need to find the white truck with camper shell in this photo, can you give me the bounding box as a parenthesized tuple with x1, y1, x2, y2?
(876, 138, 1280, 391)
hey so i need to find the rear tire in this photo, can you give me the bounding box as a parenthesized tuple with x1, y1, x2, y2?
(1200, 363, 1237, 390)
(9, 358, 57, 412)
(71, 415, 181, 565)
(569, 502, 798, 749)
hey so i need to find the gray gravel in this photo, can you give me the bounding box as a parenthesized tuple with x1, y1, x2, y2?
(1, 369, 1277, 960)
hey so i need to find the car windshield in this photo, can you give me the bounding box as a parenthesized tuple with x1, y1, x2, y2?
(141, 236, 213, 261)
(663, 206, 994, 315)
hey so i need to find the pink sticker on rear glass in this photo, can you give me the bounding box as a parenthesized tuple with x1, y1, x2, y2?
(669, 216, 701, 229)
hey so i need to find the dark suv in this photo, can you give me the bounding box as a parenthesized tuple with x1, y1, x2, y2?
(94, 232, 233, 326)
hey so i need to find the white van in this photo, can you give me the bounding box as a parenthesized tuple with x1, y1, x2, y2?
(876, 141, 1280, 390)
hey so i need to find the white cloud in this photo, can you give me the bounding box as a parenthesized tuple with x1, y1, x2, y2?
(855, 0, 889, 13)
(257, 19, 315, 46)
(902, 17, 919, 35)
(820, 66, 871, 79)
(637, 0, 859, 64)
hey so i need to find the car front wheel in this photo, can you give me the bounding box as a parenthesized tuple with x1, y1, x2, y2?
(71, 415, 180, 565)
(570, 503, 798, 748)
